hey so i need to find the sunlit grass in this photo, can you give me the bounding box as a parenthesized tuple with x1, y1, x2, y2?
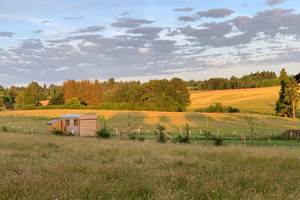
(1, 132, 300, 199)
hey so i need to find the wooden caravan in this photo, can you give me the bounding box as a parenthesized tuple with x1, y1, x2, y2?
(47, 113, 98, 136)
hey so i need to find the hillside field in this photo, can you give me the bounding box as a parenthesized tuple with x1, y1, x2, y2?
(189, 86, 286, 114)
(1, 132, 300, 199)
(0, 109, 299, 137)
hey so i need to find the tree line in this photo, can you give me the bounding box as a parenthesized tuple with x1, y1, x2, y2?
(1, 70, 299, 115)
(0, 78, 190, 112)
(187, 71, 280, 90)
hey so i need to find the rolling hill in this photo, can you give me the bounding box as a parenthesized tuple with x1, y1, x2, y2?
(188, 86, 281, 114)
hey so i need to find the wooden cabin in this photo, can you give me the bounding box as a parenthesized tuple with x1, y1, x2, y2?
(47, 113, 98, 136)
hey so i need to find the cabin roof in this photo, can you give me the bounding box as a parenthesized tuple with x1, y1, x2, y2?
(61, 114, 81, 119)
(47, 119, 60, 125)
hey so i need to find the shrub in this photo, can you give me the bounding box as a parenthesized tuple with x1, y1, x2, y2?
(174, 135, 190, 143)
(64, 97, 83, 109)
(128, 132, 137, 141)
(137, 136, 145, 142)
(97, 128, 111, 139)
(195, 103, 240, 113)
(128, 131, 146, 141)
(1, 126, 8, 132)
(227, 106, 240, 113)
(214, 137, 224, 146)
(202, 130, 224, 146)
(51, 130, 65, 136)
(174, 123, 191, 144)
(154, 124, 167, 143)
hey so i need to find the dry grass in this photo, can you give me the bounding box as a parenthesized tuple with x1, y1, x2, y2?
(1, 132, 300, 199)
(189, 86, 282, 114)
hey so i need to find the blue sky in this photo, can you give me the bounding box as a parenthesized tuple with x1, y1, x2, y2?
(0, 0, 300, 85)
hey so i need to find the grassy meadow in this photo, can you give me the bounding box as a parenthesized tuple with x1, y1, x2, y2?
(0, 109, 299, 137)
(1, 132, 300, 199)
(1, 86, 300, 199)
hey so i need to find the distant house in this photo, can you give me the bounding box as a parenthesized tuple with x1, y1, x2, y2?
(47, 113, 98, 136)
(38, 100, 50, 107)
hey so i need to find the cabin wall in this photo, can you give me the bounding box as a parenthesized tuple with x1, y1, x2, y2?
(79, 114, 98, 136)
(79, 119, 97, 136)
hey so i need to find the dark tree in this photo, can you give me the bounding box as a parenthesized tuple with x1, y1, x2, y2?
(295, 73, 300, 83)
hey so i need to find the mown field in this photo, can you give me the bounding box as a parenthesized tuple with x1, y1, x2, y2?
(0, 110, 299, 137)
(189, 86, 287, 114)
(1, 132, 300, 199)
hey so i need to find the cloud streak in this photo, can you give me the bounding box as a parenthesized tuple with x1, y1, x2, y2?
(265, 0, 288, 6)
(0, 32, 15, 38)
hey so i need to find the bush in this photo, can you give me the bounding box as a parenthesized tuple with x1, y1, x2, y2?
(174, 123, 191, 144)
(195, 103, 240, 113)
(137, 136, 145, 141)
(128, 132, 137, 140)
(1, 126, 8, 132)
(65, 97, 83, 108)
(227, 106, 240, 113)
(97, 128, 111, 139)
(214, 137, 224, 146)
(174, 135, 190, 143)
(155, 124, 167, 143)
(128, 132, 145, 142)
(51, 130, 65, 136)
(202, 130, 224, 146)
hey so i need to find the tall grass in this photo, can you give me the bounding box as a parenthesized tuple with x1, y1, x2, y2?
(1, 132, 300, 199)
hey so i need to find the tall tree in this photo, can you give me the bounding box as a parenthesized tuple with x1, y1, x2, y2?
(275, 68, 290, 117)
(286, 79, 300, 118)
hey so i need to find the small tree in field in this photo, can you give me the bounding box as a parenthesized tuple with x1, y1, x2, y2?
(155, 124, 167, 143)
(174, 123, 191, 143)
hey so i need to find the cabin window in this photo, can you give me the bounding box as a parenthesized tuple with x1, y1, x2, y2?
(74, 119, 79, 126)
(66, 120, 70, 126)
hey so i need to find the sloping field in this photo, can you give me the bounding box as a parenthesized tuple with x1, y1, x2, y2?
(0, 109, 299, 136)
(189, 86, 281, 114)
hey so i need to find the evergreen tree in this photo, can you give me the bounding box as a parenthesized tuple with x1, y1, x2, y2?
(285, 79, 300, 118)
(275, 68, 290, 117)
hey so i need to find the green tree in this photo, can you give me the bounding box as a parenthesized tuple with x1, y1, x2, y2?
(65, 97, 82, 107)
(49, 91, 65, 105)
(275, 68, 290, 117)
(285, 79, 300, 118)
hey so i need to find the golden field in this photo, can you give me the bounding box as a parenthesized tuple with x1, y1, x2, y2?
(189, 86, 281, 114)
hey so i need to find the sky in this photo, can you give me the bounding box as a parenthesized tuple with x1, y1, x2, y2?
(0, 0, 300, 86)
